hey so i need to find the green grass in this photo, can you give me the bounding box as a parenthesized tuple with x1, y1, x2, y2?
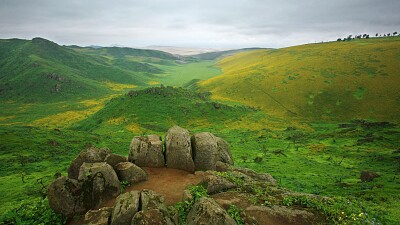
(1, 37, 399, 224)
(150, 60, 222, 87)
(199, 36, 400, 122)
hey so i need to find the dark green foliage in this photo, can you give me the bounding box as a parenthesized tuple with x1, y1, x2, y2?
(0, 198, 66, 225)
(227, 205, 244, 225)
(175, 185, 208, 225)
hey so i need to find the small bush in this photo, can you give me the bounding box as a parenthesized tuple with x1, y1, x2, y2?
(0, 198, 66, 225)
(227, 205, 244, 225)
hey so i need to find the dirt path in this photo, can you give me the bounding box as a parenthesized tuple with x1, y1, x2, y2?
(67, 167, 204, 225)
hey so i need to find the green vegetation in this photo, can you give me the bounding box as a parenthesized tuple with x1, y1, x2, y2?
(0, 198, 66, 225)
(199, 36, 400, 122)
(175, 185, 208, 225)
(226, 205, 245, 225)
(0, 37, 399, 224)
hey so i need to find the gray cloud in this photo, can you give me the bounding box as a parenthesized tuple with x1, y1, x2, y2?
(0, 0, 398, 48)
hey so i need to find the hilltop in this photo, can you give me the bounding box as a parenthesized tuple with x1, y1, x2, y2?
(199, 37, 400, 122)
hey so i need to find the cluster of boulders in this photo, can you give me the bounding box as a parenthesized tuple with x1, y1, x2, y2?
(47, 126, 233, 218)
(47, 125, 326, 224)
(47, 147, 148, 217)
(128, 125, 233, 172)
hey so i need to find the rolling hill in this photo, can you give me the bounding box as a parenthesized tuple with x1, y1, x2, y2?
(0, 38, 173, 102)
(199, 37, 400, 122)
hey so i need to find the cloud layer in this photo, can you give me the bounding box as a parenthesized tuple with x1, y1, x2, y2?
(0, 0, 399, 48)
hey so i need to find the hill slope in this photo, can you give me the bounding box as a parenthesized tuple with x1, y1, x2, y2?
(199, 37, 400, 122)
(0, 38, 168, 102)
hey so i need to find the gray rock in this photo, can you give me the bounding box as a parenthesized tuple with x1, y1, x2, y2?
(84, 207, 113, 225)
(129, 135, 165, 167)
(233, 167, 276, 185)
(165, 126, 195, 172)
(244, 205, 319, 225)
(68, 147, 111, 179)
(187, 197, 237, 225)
(216, 137, 234, 165)
(191, 132, 218, 171)
(200, 174, 236, 194)
(105, 153, 127, 169)
(78, 162, 121, 208)
(132, 209, 174, 225)
(47, 176, 85, 217)
(215, 161, 232, 172)
(114, 162, 147, 184)
(111, 191, 140, 225)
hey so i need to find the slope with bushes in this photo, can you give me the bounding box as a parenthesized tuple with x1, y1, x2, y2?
(199, 37, 400, 122)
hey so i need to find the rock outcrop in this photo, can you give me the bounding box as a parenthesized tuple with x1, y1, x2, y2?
(47, 126, 329, 225)
(191, 132, 218, 171)
(165, 126, 195, 172)
(78, 162, 121, 208)
(68, 147, 111, 179)
(114, 162, 148, 184)
(129, 135, 165, 167)
(111, 191, 141, 225)
(187, 197, 238, 225)
(84, 207, 113, 225)
(47, 176, 85, 217)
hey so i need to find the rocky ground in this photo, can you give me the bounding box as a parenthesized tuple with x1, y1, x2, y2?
(48, 126, 329, 225)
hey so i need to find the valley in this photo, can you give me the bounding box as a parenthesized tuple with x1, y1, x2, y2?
(0, 37, 399, 224)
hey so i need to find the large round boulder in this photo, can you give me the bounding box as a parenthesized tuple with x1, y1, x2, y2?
(165, 126, 195, 172)
(47, 176, 85, 217)
(105, 153, 127, 169)
(111, 191, 140, 225)
(191, 132, 218, 171)
(78, 162, 121, 208)
(68, 147, 111, 179)
(114, 162, 148, 184)
(187, 197, 237, 225)
(129, 135, 165, 167)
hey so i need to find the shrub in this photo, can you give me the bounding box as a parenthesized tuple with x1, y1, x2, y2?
(0, 198, 66, 225)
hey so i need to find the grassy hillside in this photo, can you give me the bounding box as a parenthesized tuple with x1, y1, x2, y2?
(199, 37, 400, 122)
(0, 38, 171, 102)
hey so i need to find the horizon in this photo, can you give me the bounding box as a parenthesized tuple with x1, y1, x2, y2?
(1, 0, 399, 49)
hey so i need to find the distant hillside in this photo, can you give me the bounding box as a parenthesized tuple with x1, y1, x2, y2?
(0, 38, 171, 102)
(191, 48, 266, 60)
(199, 37, 400, 122)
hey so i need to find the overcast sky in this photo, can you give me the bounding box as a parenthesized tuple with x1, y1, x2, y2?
(0, 0, 399, 48)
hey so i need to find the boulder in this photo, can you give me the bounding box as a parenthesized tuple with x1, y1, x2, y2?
(105, 153, 127, 169)
(78, 162, 121, 208)
(139, 190, 174, 224)
(233, 167, 276, 185)
(215, 161, 232, 172)
(191, 132, 218, 171)
(200, 174, 236, 194)
(140, 189, 167, 211)
(215, 137, 234, 165)
(84, 207, 113, 225)
(47, 176, 85, 217)
(244, 205, 320, 225)
(165, 126, 195, 172)
(129, 135, 165, 167)
(68, 147, 111, 179)
(114, 162, 148, 184)
(360, 170, 380, 182)
(132, 209, 174, 225)
(111, 191, 140, 225)
(187, 197, 237, 225)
